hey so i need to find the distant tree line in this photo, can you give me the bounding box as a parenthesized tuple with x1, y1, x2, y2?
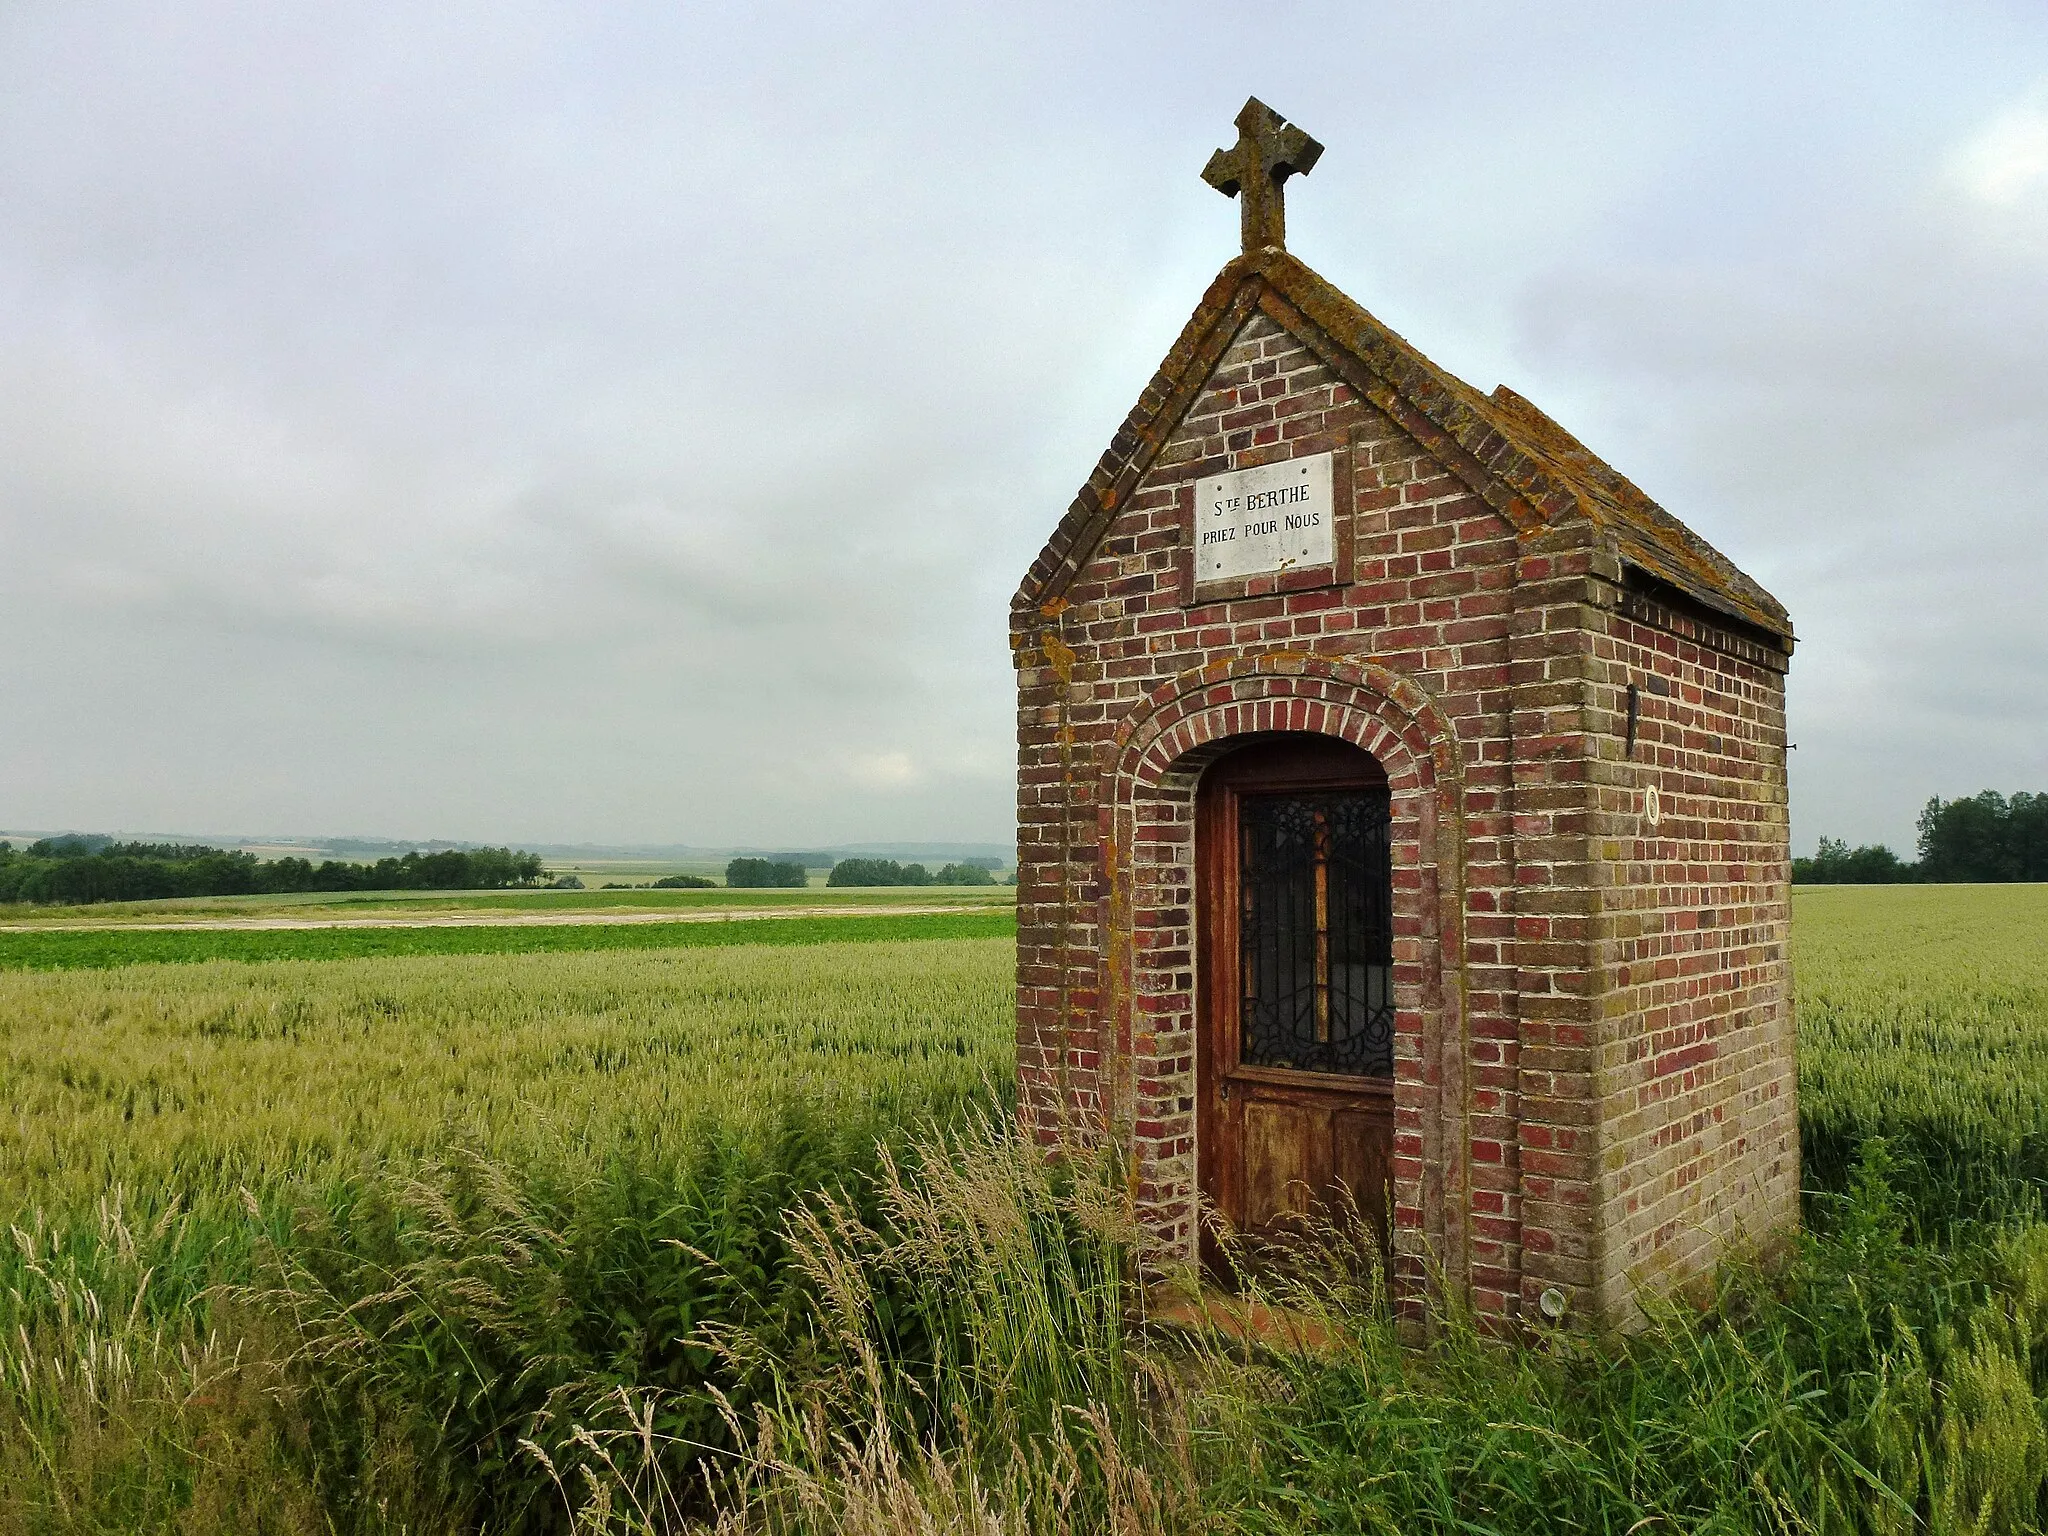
(718, 854, 1010, 889)
(1793, 791, 2048, 885)
(825, 858, 997, 888)
(0, 836, 545, 906)
(1793, 838, 1914, 886)
(725, 857, 809, 888)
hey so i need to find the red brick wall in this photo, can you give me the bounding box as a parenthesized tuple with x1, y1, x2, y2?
(1586, 587, 1799, 1317)
(1013, 294, 1794, 1326)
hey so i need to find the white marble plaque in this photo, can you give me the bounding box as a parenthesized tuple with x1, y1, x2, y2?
(1195, 452, 1334, 582)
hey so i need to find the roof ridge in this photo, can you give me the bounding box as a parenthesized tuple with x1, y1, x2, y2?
(1480, 383, 1792, 638)
(1255, 251, 1791, 638)
(1015, 250, 1792, 644)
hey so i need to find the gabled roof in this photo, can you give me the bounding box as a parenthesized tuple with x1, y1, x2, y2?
(1015, 247, 1792, 645)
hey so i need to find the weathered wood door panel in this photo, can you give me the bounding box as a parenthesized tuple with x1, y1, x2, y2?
(1198, 736, 1394, 1268)
(1241, 1098, 1321, 1229)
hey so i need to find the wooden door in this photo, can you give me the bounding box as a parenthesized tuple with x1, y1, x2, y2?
(1197, 736, 1395, 1268)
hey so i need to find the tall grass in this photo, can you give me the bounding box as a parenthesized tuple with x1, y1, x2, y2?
(0, 1197, 328, 1532)
(0, 937, 1015, 1532)
(230, 1103, 936, 1528)
(700, 1110, 1187, 1536)
(4, 888, 2048, 1530)
(22, 1127, 2048, 1535)
(682, 1129, 2048, 1536)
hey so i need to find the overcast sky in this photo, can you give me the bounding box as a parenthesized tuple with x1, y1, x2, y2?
(3, 2, 2044, 852)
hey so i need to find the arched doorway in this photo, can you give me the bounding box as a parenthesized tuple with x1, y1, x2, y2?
(1197, 734, 1395, 1266)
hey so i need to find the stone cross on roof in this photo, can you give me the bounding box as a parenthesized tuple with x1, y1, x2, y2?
(1202, 97, 1324, 253)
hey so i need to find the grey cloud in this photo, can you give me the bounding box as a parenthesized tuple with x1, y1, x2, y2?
(2, 1, 2043, 849)
(1499, 137, 2048, 846)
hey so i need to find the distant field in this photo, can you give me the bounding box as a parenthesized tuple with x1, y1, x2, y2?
(1794, 882, 2048, 1215)
(0, 935, 1015, 1212)
(0, 882, 1015, 926)
(533, 855, 742, 886)
(0, 907, 1016, 970)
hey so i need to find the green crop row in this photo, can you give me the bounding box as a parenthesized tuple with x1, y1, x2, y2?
(0, 882, 1015, 924)
(1795, 883, 2048, 1224)
(0, 907, 1016, 971)
(0, 936, 1015, 1213)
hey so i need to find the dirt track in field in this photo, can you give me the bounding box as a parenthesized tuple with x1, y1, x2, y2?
(0, 904, 991, 935)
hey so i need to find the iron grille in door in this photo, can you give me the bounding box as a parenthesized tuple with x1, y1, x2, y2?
(1237, 789, 1394, 1076)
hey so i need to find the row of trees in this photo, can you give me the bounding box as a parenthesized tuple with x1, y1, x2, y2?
(0, 836, 1016, 902)
(0, 838, 545, 906)
(1794, 791, 2048, 885)
(825, 858, 998, 888)
(725, 854, 1006, 889)
(725, 857, 809, 888)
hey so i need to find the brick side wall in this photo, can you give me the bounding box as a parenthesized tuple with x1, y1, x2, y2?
(1586, 590, 1798, 1319)
(1014, 291, 1795, 1327)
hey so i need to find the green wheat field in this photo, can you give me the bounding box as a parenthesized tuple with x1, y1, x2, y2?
(2, 884, 2045, 1533)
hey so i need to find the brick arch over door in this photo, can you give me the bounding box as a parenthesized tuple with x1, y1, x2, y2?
(1099, 653, 1476, 1304)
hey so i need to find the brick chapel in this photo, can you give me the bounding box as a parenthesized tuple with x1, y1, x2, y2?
(1011, 100, 1799, 1328)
